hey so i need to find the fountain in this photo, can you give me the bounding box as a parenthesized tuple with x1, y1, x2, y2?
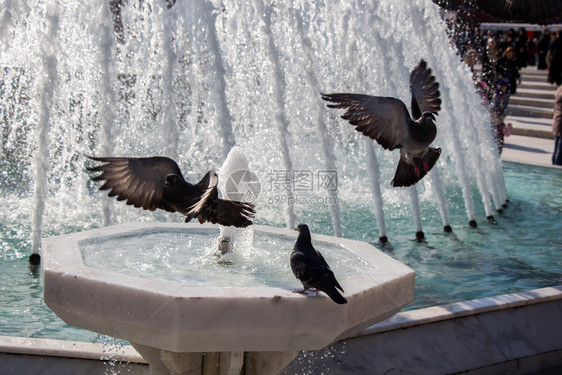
(40, 146, 415, 373)
(0, 0, 527, 373)
(0, 0, 507, 252)
(42, 222, 415, 374)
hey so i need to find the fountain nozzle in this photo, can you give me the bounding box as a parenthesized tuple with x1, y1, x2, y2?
(29, 253, 41, 265)
(486, 216, 497, 225)
(217, 236, 231, 255)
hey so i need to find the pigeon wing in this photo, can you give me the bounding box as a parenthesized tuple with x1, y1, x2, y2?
(290, 252, 309, 282)
(291, 252, 347, 303)
(291, 251, 318, 287)
(187, 171, 255, 227)
(409, 59, 441, 119)
(87, 156, 182, 212)
(322, 93, 410, 150)
(184, 170, 219, 218)
(314, 249, 344, 292)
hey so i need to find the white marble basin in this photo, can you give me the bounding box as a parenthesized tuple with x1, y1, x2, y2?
(43, 223, 414, 354)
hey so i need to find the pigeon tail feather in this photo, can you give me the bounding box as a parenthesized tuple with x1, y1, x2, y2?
(323, 287, 348, 304)
(391, 147, 441, 187)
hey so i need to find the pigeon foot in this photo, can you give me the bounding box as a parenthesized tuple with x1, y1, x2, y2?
(292, 288, 318, 296)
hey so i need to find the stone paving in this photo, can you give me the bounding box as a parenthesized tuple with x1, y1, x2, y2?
(502, 66, 560, 168)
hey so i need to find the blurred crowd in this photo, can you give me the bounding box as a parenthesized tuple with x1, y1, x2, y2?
(451, 26, 562, 153)
(458, 27, 561, 103)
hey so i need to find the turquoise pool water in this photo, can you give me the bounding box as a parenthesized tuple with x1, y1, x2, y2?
(0, 163, 560, 343)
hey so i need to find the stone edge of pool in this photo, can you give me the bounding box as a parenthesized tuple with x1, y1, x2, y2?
(1, 285, 561, 374)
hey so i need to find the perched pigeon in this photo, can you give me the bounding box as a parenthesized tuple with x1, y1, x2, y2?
(290, 223, 347, 304)
(322, 59, 442, 187)
(86, 156, 255, 227)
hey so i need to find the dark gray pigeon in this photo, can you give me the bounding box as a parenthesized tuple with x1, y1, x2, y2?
(291, 223, 347, 304)
(86, 156, 255, 227)
(322, 59, 442, 187)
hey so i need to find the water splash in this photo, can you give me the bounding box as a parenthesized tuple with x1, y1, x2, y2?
(291, 7, 343, 237)
(31, 4, 60, 257)
(408, 185, 424, 238)
(254, 0, 297, 229)
(364, 140, 387, 241)
(429, 168, 451, 231)
(218, 146, 255, 257)
(203, 2, 235, 159)
(97, 2, 118, 226)
(0, 0, 507, 252)
(156, 1, 180, 161)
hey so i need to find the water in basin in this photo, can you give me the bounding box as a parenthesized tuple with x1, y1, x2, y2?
(79, 229, 372, 289)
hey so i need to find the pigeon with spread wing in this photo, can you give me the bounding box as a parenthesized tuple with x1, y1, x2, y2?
(86, 156, 255, 227)
(322, 59, 442, 187)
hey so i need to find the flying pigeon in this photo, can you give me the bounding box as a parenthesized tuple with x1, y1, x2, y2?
(322, 59, 442, 187)
(290, 223, 347, 304)
(86, 156, 255, 227)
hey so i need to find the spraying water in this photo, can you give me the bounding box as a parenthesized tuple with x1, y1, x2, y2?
(364, 140, 387, 242)
(30, 4, 60, 260)
(254, 0, 297, 229)
(429, 168, 451, 231)
(0, 0, 507, 258)
(218, 146, 255, 258)
(97, 3, 118, 226)
(408, 185, 424, 240)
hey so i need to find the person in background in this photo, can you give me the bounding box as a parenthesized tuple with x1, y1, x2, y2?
(547, 30, 562, 86)
(515, 27, 528, 68)
(553, 85, 562, 165)
(494, 46, 521, 113)
(481, 36, 499, 100)
(497, 31, 511, 56)
(537, 28, 550, 70)
(463, 42, 478, 72)
(527, 37, 537, 66)
(491, 111, 512, 155)
(546, 31, 557, 69)
(470, 27, 485, 58)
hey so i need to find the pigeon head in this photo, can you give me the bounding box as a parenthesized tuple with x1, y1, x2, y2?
(164, 174, 182, 188)
(421, 111, 436, 123)
(294, 223, 312, 250)
(296, 223, 310, 235)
